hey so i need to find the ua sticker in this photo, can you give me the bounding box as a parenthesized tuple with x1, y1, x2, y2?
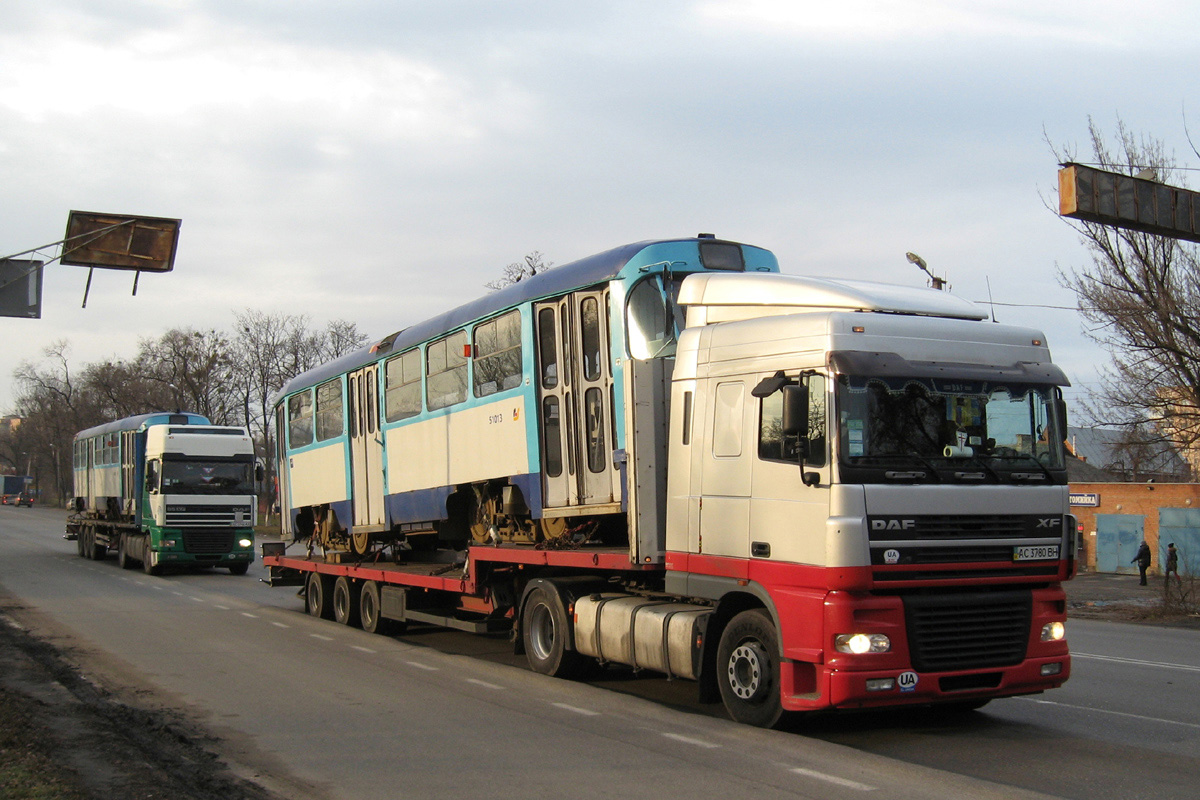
(898, 671, 918, 692)
(884, 549, 901, 565)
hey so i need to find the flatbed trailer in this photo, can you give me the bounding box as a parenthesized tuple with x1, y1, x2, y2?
(263, 542, 656, 634)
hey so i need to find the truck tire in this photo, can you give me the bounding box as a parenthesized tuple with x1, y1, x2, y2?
(521, 583, 582, 678)
(305, 572, 334, 620)
(77, 528, 88, 558)
(359, 581, 405, 635)
(142, 540, 163, 576)
(333, 576, 360, 627)
(117, 535, 134, 570)
(716, 609, 785, 728)
(228, 562, 249, 576)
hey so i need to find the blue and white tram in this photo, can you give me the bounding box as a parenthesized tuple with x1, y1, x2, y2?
(274, 236, 779, 556)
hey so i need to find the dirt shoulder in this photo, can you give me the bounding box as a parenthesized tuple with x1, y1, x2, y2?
(0, 608, 284, 800)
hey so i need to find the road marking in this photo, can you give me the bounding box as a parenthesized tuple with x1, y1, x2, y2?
(552, 703, 601, 716)
(661, 733, 719, 749)
(351, 645, 376, 654)
(790, 768, 877, 792)
(172, 592, 185, 597)
(191, 597, 205, 603)
(465, 678, 503, 690)
(215, 605, 230, 610)
(271, 622, 290, 629)
(1072, 651, 1200, 674)
(241, 612, 259, 619)
(405, 661, 438, 671)
(310, 634, 334, 641)
(1018, 697, 1200, 729)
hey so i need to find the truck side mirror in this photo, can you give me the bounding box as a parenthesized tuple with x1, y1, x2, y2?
(255, 464, 265, 483)
(1056, 397, 1069, 441)
(781, 384, 808, 437)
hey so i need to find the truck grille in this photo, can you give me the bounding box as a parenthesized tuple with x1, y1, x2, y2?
(165, 504, 252, 527)
(182, 528, 236, 555)
(904, 590, 1031, 672)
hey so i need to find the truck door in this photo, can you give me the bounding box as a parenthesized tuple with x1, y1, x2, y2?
(534, 290, 616, 513)
(348, 365, 386, 529)
(698, 379, 752, 561)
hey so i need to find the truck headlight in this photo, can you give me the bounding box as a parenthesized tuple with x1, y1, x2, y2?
(1041, 621, 1066, 642)
(835, 633, 891, 654)
(237, 538, 253, 548)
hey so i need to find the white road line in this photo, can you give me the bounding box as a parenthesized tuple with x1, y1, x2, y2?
(241, 612, 258, 619)
(171, 592, 185, 597)
(215, 605, 230, 610)
(310, 634, 334, 641)
(191, 597, 205, 603)
(351, 645, 375, 654)
(790, 768, 877, 792)
(1016, 697, 1200, 729)
(1072, 652, 1200, 674)
(271, 622, 290, 629)
(661, 733, 719, 749)
(465, 678, 503, 690)
(552, 703, 601, 716)
(406, 661, 439, 671)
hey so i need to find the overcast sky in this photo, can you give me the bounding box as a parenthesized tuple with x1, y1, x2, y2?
(2, 1, 1198, 417)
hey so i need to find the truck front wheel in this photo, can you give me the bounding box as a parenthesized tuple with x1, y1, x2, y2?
(716, 609, 784, 728)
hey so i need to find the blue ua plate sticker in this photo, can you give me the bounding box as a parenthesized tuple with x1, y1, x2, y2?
(898, 671, 918, 692)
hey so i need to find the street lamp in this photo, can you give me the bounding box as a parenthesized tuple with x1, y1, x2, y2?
(906, 251, 946, 290)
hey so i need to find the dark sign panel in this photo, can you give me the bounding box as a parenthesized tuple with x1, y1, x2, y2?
(61, 211, 181, 272)
(1059, 163, 1200, 244)
(0, 259, 43, 319)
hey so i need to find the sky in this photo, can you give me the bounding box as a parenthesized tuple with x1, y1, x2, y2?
(2, 0, 1198, 418)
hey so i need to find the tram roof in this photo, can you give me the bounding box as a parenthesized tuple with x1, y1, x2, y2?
(277, 237, 736, 399)
(74, 412, 211, 441)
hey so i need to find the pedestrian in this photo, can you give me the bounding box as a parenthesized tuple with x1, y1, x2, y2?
(1164, 542, 1181, 586)
(1132, 540, 1151, 585)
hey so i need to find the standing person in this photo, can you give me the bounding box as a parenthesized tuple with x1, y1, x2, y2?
(1164, 542, 1181, 586)
(1132, 540, 1152, 586)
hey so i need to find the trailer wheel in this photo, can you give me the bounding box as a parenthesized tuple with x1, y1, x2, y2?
(79, 528, 91, 559)
(359, 581, 405, 635)
(333, 577, 360, 627)
(521, 584, 581, 678)
(716, 609, 784, 728)
(306, 572, 334, 620)
(76, 527, 87, 558)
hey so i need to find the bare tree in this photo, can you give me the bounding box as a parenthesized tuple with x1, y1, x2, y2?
(485, 251, 553, 291)
(1051, 118, 1200, 464)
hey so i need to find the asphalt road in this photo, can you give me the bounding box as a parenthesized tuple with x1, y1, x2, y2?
(2, 505, 1198, 800)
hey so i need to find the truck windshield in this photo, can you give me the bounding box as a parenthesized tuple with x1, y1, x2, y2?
(836, 375, 1066, 483)
(161, 460, 255, 494)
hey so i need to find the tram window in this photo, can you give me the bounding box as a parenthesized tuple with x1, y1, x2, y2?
(542, 396, 563, 477)
(315, 379, 344, 441)
(585, 387, 606, 473)
(627, 276, 684, 359)
(581, 297, 602, 381)
(538, 308, 558, 389)
(288, 391, 314, 449)
(560, 306, 571, 387)
(427, 331, 468, 411)
(474, 310, 523, 397)
(385, 349, 422, 422)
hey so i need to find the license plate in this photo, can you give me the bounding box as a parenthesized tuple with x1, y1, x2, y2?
(1013, 545, 1060, 561)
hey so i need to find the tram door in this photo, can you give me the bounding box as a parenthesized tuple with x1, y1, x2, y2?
(347, 364, 385, 528)
(534, 290, 616, 510)
(275, 405, 292, 533)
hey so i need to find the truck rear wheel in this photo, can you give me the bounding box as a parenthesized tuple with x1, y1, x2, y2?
(306, 572, 334, 619)
(333, 577, 360, 627)
(117, 535, 135, 569)
(717, 609, 785, 728)
(521, 584, 582, 678)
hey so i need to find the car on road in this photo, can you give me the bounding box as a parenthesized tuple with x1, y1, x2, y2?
(2, 491, 34, 507)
